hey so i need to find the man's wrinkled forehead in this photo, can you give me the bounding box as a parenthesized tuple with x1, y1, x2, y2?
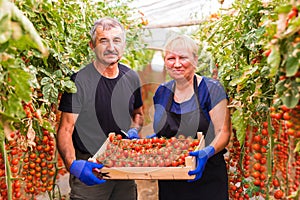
(95, 26, 124, 39)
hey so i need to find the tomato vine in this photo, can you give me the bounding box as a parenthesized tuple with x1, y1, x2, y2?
(194, 0, 300, 199)
(0, 0, 152, 199)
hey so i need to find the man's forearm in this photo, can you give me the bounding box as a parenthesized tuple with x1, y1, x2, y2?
(57, 129, 76, 171)
(56, 112, 78, 171)
(57, 134, 76, 171)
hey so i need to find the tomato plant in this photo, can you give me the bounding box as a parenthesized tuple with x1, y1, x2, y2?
(0, 0, 153, 199)
(194, 0, 300, 199)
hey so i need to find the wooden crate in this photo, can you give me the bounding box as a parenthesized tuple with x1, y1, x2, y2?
(89, 132, 205, 180)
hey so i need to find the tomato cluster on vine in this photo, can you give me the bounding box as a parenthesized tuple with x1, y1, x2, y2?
(0, 129, 67, 200)
(227, 101, 300, 200)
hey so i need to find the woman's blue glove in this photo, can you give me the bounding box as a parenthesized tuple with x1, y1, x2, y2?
(70, 160, 106, 186)
(188, 146, 215, 182)
(146, 133, 157, 139)
(126, 128, 140, 139)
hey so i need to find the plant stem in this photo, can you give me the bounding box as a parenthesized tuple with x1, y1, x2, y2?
(266, 114, 273, 199)
(1, 140, 12, 200)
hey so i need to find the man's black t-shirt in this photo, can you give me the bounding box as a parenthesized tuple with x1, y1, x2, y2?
(59, 63, 143, 155)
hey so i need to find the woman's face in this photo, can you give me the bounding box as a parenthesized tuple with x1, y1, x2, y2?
(164, 46, 197, 82)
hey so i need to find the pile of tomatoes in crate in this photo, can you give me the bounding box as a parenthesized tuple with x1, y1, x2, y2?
(96, 134, 201, 168)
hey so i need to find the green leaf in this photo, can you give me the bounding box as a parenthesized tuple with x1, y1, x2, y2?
(40, 77, 51, 85)
(275, 79, 286, 96)
(231, 108, 246, 146)
(267, 46, 281, 77)
(39, 68, 52, 77)
(9, 34, 38, 52)
(282, 17, 300, 38)
(41, 120, 55, 133)
(42, 84, 52, 101)
(10, 1, 48, 56)
(0, 13, 11, 44)
(0, 111, 21, 122)
(9, 67, 31, 102)
(280, 82, 300, 108)
(285, 55, 299, 77)
(229, 74, 246, 87)
(275, 4, 292, 13)
(53, 70, 63, 79)
(0, 41, 8, 52)
(63, 80, 77, 92)
(50, 87, 58, 102)
(5, 95, 25, 118)
(294, 141, 300, 153)
(229, 66, 258, 89)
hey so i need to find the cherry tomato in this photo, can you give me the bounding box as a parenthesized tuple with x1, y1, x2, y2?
(274, 189, 284, 199)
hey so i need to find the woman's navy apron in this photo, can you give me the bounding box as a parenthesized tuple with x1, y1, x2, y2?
(157, 75, 228, 200)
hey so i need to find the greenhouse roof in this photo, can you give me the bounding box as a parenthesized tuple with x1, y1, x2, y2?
(130, 0, 234, 29)
(130, 0, 234, 49)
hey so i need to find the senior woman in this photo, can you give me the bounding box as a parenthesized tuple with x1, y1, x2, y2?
(148, 34, 231, 200)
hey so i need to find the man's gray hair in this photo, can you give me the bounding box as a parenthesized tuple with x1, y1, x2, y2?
(90, 17, 126, 45)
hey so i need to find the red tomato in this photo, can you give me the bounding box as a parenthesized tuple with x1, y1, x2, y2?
(264, 49, 271, 57)
(252, 143, 261, 151)
(261, 129, 268, 136)
(280, 105, 290, 112)
(29, 153, 37, 160)
(260, 173, 266, 181)
(274, 190, 284, 199)
(253, 135, 261, 143)
(164, 158, 172, 167)
(11, 158, 19, 165)
(254, 153, 262, 161)
(152, 137, 160, 143)
(13, 180, 21, 189)
(10, 166, 18, 173)
(149, 159, 158, 167)
(253, 163, 261, 171)
(282, 112, 291, 120)
(272, 179, 280, 187)
(177, 158, 184, 165)
(274, 113, 282, 120)
(260, 139, 268, 146)
(260, 157, 267, 165)
(171, 160, 179, 167)
(109, 134, 114, 142)
(157, 160, 165, 167)
(142, 160, 150, 167)
(287, 9, 298, 20)
(253, 179, 261, 186)
(158, 138, 166, 144)
(116, 134, 122, 140)
(252, 171, 260, 179)
(10, 148, 18, 156)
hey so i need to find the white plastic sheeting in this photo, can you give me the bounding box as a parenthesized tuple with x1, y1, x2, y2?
(130, 0, 233, 28)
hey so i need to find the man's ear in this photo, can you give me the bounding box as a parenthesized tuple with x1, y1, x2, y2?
(89, 41, 95, 50)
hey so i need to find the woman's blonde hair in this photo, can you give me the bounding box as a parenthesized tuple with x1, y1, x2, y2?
(163, 34, 199, 59)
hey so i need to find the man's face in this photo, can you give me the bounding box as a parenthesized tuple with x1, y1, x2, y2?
(91, 26, 125, 66)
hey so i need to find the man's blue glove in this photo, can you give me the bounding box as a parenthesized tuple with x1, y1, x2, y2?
(70, 160, 106, 186)
(126, 128, 140, 139)
(146, 133, 157, 139)
(188, 146, 215, 182)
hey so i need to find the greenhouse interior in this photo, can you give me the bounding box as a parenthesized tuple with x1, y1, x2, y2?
(0, 0, 299, 200)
